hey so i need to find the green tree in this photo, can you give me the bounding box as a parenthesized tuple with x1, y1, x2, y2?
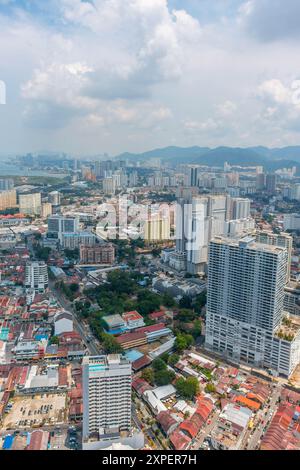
(50, 336, 59, 345)
(191, 319, 202, 339)
(193, 291, 207, 314)
(162, 293, 176, 308)
(179, 296, 192, 309)
(69, 282, 80, 293)
(141, 368, 155, 385)
(168, 353, 180, 367)
(152, 358, 167, 371)
(205, 383, 216, 394)
(154, 369, 175, 386)
(177, 309, 195, 322)
(175, 377, 199, 400)
(175, 333, 194, 352)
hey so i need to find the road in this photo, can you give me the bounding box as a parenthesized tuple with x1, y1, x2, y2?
(49, 280, 100, 356)
(131, 401, 163, 450)
(190, 410, 220, 450)
(26, 235, 100, 356)
(244, 385, 281, 450)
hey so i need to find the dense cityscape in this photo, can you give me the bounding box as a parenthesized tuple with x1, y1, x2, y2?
(0, 152, 299, 452)
(1, 0, 300, 459)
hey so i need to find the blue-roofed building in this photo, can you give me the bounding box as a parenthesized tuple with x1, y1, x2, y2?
(125, 349, 144, 362)
(2, 434, 14, 450)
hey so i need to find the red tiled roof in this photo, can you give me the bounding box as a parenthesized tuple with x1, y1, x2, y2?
(122, 310, 143, 322)
(132, 355, 152, 371)
(27, 431, 49, 451)
(149, 310, 167, 320)
(157, 411, 178, 435)
(169, 430, 191, 450)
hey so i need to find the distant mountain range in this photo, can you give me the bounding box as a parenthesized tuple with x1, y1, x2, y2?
(116, 146, 300, 171)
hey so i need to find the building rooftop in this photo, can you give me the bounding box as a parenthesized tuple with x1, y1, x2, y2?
(275, 314, 300, 341)
(211, 235, 286, 254)
(102, 314, 126, 329)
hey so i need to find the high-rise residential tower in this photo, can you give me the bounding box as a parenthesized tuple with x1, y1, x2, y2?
(25, 261, 49, 292)
(205, 235, 300, 377)
(82, 355, 132, 442)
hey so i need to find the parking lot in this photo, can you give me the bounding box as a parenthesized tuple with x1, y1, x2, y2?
(3, 393, 67, 430)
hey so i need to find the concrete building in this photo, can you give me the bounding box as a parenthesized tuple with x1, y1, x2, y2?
(103, 177, 116, 195)
(82, 355, 132, 441)
(61, 231, 97, 249)
(205, 236, 300, 377)
(283, 214, 300, 231)
(79, 243, 115, 264)
(47, 215, 79, 242)
(0, 178, 14, 191)
(19, 193, 42, 216)
(144, 217, 170, 242)
(256, 173, 266, 191)
(41, 202, 52, 218)
(49, 191, 61, 206)
(175, 194, 251, 274)
(266, 174, 277, 193)
(122, 311, 145, 330)
(54, 311, 73, 336)
(0, 190, 17, 211)
(255, 231, 293, 282)
(25, 261, 48, 293)
(229, 198, 251, 220)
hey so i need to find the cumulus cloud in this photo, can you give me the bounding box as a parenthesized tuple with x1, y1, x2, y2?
(2, 0, 300, 154)
(18, 0, 201, 129)
(256, 78, 300, 134)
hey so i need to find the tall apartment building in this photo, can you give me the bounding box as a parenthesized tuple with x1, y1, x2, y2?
(47, 215, 79, 242)
(189, 166, 199, 187)
(82, 355, 132, 441)
(229, 197, 251, 220)
(256, 173, 266, 191)
(255, 231, 293, 282)
(103, 177, 116, 195)
(0, 189, 17, 211)
(283, 213, 300, 231)
(94, 160, 113, 179)
(266, 173, 277, 193)
(173, 194, 252, 274)
(25, 261, 48, 292)
(19, 193, 42, 216)
(205, 236, 300, 377)
(144, 216, 170, 242)
(128, 171, 138, 187)
(80, 243, 115, 264)
(41, 203, 52, 218)
(0, 178, 14, 191)
(48, 191, 61, 206)
(61, 231, 96, 249)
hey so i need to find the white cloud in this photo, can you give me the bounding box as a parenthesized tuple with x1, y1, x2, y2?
(2, 0, 300, 154)
(215, 100, 237, 116)
(239, 0, 300, 41)
(17, 0, 200, 131)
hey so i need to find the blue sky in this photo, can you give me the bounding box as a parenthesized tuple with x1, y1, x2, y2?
(0, 0, 300, 156)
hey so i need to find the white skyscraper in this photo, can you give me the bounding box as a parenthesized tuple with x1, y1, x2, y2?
(205, 236, 300, 377)
(25, 261, 48, 292)
(82, 355, 132, 442)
